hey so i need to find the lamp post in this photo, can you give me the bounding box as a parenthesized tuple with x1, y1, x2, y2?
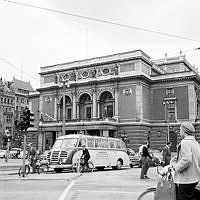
(60, 79, 69, 136)
(163, 100, 170, 143)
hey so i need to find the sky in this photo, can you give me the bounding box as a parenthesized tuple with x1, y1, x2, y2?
(0, 0, 200, 90)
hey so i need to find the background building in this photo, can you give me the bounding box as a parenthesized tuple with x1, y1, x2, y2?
(35, 50, 200, 152)
(0, 77, 35, 149)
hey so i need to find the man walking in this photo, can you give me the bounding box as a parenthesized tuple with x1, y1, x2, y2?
(171, 122, 200, 200)
(140, 142, 152, 179)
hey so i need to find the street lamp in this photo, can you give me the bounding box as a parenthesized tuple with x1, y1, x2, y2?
(60, 79, 70, 136)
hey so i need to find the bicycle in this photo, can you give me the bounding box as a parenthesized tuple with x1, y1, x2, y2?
(72, 156, 94, 173)
(136, 165, 174, 200)
(18, 158, 49, 176)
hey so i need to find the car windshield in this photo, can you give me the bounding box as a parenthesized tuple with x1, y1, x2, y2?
(52, 138, 78, 149)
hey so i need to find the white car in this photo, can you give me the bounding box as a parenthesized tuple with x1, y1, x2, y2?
(0, 150, 6, 158)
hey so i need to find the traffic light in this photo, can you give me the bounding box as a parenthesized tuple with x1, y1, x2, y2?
(29, 111, 34, 128)
(22, 108, 35, 130)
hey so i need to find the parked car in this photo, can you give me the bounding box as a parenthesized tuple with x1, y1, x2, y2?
(126, 148, 140, 168)
(0, 150, 6, 158)
(10, 148, 21, 159)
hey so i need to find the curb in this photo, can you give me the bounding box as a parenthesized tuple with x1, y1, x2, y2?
(0, 173, 82, 182)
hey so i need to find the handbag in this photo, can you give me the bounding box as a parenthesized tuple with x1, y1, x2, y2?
(154, 173, 176, 200)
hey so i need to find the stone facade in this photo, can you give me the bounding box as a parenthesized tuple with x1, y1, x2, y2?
(34, 50, 200, 152)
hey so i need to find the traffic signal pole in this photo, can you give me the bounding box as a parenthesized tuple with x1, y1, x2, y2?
(22, 131, 27, 177)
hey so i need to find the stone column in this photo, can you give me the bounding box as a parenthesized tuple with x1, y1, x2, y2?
(92, 89, 97, 119)
(54, 97, 57, 120)
(188, 85, 196, 121)
(39, 95, 43, 119)
(103, 130, 109, 137)
(136, 84, 143, 121)
(72, 92, 76, 119)
(97, 101, 100, 118)
(114, 87, 119, 121)
(76, 102, 79, 119)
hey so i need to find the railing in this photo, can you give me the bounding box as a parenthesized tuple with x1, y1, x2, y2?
(41, 117, 117, 124)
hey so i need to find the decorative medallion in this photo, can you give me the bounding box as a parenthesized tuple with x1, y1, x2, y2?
(45, 96, 52, 103)
(82, 71, 89, 78)
(123, 88, 132, 96)
(102, 68, 110, 75)
(63, 73, 70, 80)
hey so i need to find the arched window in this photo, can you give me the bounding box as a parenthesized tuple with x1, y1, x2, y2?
(60, 96, 72, 120)
(99, 91, 114, 118)
(79, 93, 92, 120)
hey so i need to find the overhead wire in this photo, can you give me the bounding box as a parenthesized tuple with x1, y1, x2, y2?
(2, 0, 200, 42)
(1, 0, 200, 84)
(0, 57, 39, 83)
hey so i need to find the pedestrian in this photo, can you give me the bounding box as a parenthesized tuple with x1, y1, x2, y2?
(162, 141, 171, 166)
(82, 144, 90, 168)
(138, 141, 148, 168)
(171, 122, 200, 200)
(28, 143, 37, 173)
(140, 142, 152, 179)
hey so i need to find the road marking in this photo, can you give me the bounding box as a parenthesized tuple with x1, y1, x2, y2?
(58, 180, 75, 200)
(75, 189, 139, 194)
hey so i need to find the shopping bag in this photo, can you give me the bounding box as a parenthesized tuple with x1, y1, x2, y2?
(154, 178, 176, 200)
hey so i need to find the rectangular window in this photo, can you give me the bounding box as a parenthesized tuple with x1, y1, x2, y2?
(101, 139, 109, 148)
(67, 108, 71, 120)
(107, 105, 113, 118)
(87, 138, 94, 148)
(166, 88, 174, 95)
(108, 140, 115, 148)
(167, 102, 176, 121)
(86, 106, 91, 119)
(115, 140, 121, 149)
(95, 138, 101, 148)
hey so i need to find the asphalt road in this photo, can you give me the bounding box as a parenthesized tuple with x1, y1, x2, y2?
(0, 159, 159, 200)
(0, 179, 68, 200)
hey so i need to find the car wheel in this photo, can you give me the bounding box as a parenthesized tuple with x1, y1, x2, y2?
(96, 166, 105, 171)
(116, 159, 123, 170)
(54, 168, 63, 173)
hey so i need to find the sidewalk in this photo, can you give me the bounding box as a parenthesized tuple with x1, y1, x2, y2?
(0, 158, 22, 169)
(0, 170, 81, 181)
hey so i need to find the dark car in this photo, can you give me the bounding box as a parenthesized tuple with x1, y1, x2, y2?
(126, 148, 140, 168)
